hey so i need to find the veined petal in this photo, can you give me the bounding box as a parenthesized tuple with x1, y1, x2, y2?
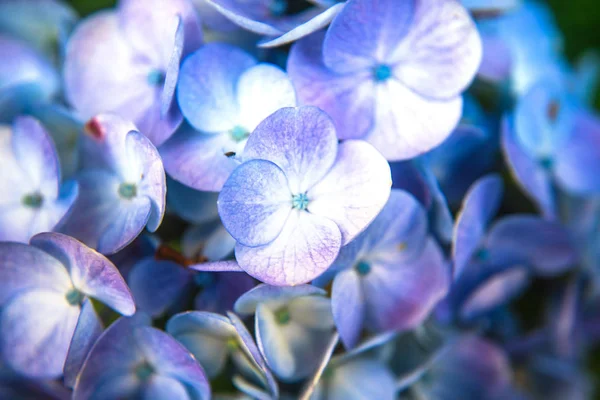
(11, 116, 60, 197)
(308, 140, 391, 245)
(367, 80, 463, 161)
(243, 106, 338, 193)
(332, 270, 365, 349)
(30, 232, 136, 316)
(452, 174, 503, 279)
(218, 159, 292, 247)
(161, 128, 241, 192)
(177, 43, 257, 132)
(0, 289, 80, 379)
(259, 3, 345, 48)
(64, 298, 103, 388)
(391, 0, 482, 99)
(287, 31, 376, 141)
(0, 242, 72, 305)
(236, 64, 297, 133)
(234, 284, 325, 315)
(235, 210, 342, 286)
(323, 0, 415, 74)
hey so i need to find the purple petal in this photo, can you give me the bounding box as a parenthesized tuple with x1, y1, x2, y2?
(236, 64, 297, 132)
(367, 80, 463, 161)
(234, 284, 325, 315)
(166, 311, 236, 378)
(460, 267, 530, 320)
(118, 0, 202, 58)
(332, 270, 365, 349)
(161, 127, 241, 192)
(63, 13, 152, 123)
(161, 16, 184, 117)
(362, 238, 449, 333)
(0, 242, 72, 305)
(124, 130, 166, 232)
(554, 111, 600, 193)
(142, 375, 189, 398)
(73, 315, 150, 400)
(11, 116, 60, 197)
(135, 326, 211, 399)
(195, 271, 255, 314)
(390, 161, 432, 208)
(391, 0, 482, 99)
(177, 43, 257, 132)
(204, 0, 283, 36)
(128, 258, 193, 317)
(63, 298, 104, 388)
(308, 140, 392, 245)
(287, 31, 376, 141)
(478, 31, 512, 82)
(0, 289, 80, 379)
(30, 232, 136, 316)
(486, 215, 578, 276)
(190, 260, 244, 272)
(218, 159, 292, 247)
(235, 210, 342, 286)
(452, 174, 503, 279)
(501, 116, 556, 218)
(322, 0, 415, 74)
(243, 106, 338, 193)
(259, 3, 345, 48)
(228, 311, 279, 398)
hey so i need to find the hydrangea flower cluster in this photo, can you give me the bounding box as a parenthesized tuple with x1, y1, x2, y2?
(1, 0, 600, 398)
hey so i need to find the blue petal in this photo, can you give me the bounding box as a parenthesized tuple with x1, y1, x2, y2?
(0, 289, 80, 379)
(166, 178, 219, 224)
(177, 43, 256, 132)
(452, 174, 503, 279)
(30, 232, 136, 316)
(64, 298, 104, 388)
(332, 270, 365, 349)
(128, 258, 193, 317)
(218, 159, 292, 247)
(234, 283, 325, 315)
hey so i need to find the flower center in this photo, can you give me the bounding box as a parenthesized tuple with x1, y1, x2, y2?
(538, 156, 554, 170)
(147, 69, 166, 86)
(355, 260, 371, 276)
(118, 183, 137, 199)
(373, 64, 392, 82)
(274, 307, 291, 325)
(65, 288, 84, 306)
(230, 125, 250, 143)
(134, 361, 155, 382)
(547, 100, 560, 123)
(22, 192, 44, 208)
(269, 0, 287, 16)
(475, 248, 490, 262)
(292, 193, 309, 210)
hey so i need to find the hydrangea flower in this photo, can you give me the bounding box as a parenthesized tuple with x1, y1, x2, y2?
(0, 116, 78, 243)
(314, 190, 449, 348)
(234, 284, 335, 381)
(287, 0, 482, 160)
(217, 106, 391, 286)
(0, 36, 58, 122)
(397, 336, 516, 400)
(204, 0, 345, 47)
(73, 315, 210, 400)
(449, 175, 577, 320)
(63, 0, 203, 146)
(502, 82, 600, 218)
(61, 114, 166, 255)
(161, 43, 297, 192)
(0, 232, 135, 379)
